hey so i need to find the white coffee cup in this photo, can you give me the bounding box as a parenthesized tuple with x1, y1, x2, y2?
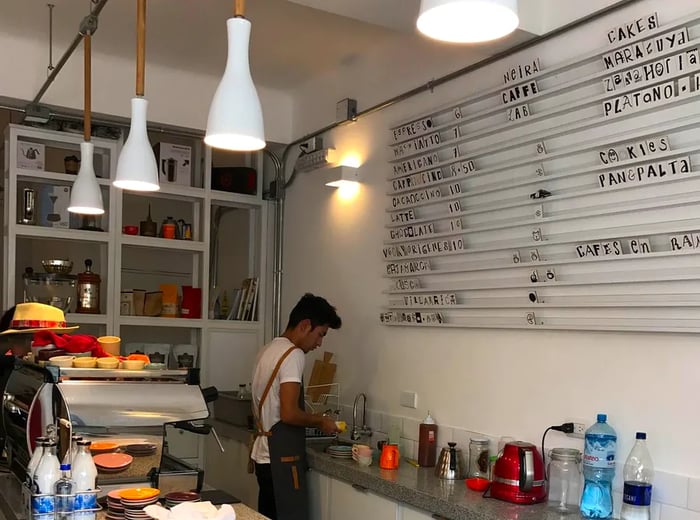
(357, 455, 372, 467)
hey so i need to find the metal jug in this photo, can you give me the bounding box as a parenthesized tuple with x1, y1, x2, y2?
(435, 442, 465, 479)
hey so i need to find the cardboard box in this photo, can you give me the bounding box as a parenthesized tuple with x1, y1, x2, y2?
(17, 142, 45, 170)
(153, 143, 191, 186)
(38, 185, 70, 228)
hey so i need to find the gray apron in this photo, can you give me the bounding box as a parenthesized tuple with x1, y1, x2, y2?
(268, 380, 308, 520)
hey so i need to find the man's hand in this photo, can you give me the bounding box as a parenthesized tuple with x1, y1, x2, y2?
(319, 415, 340, 435)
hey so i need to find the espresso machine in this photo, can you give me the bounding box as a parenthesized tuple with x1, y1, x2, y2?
(0, 360, 218, 508)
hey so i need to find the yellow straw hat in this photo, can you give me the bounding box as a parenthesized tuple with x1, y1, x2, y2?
(0, 303, 79, 335)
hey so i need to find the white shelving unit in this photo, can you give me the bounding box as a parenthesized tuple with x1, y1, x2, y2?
(3, 123, 271, 466)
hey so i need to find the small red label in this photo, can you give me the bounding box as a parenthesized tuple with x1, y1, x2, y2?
(428, 431, 435, 441)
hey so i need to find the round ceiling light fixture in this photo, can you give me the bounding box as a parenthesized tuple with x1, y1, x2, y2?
(417, 0, 519, 43)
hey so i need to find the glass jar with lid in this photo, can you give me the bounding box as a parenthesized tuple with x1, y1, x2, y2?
(547, 447, 582, 514)
(468, 438, 490, 479)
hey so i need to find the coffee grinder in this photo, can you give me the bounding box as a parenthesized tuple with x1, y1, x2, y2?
(76, 259, 101, 314)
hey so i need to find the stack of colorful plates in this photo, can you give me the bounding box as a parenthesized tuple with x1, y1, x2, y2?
(164, 491, 201, 508)
(94, 453, 134, 473)
(124, 443, 157, 457)
(119, 488, 160, 520)
(326, 445, 353, 459)
(106, 489, 127, 520)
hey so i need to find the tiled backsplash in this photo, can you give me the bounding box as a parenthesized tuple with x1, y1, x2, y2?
(340, 405, 699, 520)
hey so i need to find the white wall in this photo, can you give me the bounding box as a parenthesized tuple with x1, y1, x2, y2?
(284, 0, 700, 488)
(0, 31, 293, 143)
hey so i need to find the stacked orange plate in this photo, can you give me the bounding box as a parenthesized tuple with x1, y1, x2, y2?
(119, 488, 160, 520)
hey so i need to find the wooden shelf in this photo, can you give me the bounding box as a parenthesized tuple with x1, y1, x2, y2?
(120, 234, 206, 252)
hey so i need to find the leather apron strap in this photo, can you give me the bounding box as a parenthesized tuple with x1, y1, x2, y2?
(247, 345, 299, 473)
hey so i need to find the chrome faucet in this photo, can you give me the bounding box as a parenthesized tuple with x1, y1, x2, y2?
(351, 393, 372, 441)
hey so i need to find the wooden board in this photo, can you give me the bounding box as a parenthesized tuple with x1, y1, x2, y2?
(307, 352, 336, 403)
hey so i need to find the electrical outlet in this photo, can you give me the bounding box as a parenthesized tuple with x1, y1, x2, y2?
(400, 391, 418, 409)
(566, 418, 588, 438)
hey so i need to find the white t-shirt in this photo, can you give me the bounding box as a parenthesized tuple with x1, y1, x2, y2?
(250, 337, 305, 464)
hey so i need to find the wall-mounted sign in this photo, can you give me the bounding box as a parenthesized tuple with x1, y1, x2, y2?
(390, 209, 417, 224)
(627, 237, 652, 255)
(401, 293, 458, 306)
(606, 13, 658, 45)
(391, 116, 434, 142)
(603, 48, 699, 92)
(391, 187, 442, 209)
(602, 28, 688, 70)
(384, 238, 465, 259)
(389, 223, 436, 240)
(385, 260, 431, 275)
(597, 135, 669, 164)
(395, 279, 421, 290)
(669, 232, 700, 251)
(576, 240, 623, 258)
(597, 156, 691, 188)
(391, 168, 444, 192)
(392, 152, 441, 176)
(392, 132, 442, 159)
(380, 311, 444, 325)
(501, 81, 539, 105)
(503, 58, 541, 85)
(603, 79, 679, 118)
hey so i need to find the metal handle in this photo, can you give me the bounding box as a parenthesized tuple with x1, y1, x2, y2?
(520, 448, 534, 492)
(352, 483, 368, 493)
(211, 426, 225, 453)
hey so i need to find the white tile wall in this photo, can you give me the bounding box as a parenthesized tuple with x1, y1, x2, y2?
(366, 408, 698, 520)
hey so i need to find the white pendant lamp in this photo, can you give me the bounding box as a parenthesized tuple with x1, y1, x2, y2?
(68, 32, 104, 215)
(114, 0, 159, 192)
(417, 0, 519, 43)
(204, 0, 265, 151)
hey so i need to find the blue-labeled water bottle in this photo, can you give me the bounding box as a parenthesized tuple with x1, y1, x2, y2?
(580, 413, 617, 518)
(620, 432, 654, 520)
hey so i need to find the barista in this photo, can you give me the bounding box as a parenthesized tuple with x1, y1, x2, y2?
(251, 294, 342, 520)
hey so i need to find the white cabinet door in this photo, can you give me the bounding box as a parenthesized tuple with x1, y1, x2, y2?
(307, 469, 330, 520)
(400, 503, 436, 519)
(328, 477, 398, 520)
(203, 434, 259, 508)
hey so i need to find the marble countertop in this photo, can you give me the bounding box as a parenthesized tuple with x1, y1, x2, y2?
(212, 421, 571, 520)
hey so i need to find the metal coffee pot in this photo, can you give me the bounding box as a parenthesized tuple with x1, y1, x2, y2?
(435, 442, 465, 479)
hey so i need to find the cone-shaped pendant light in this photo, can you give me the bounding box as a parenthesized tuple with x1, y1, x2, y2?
(68, 32, 105, 215)
(417, 0, 519, 43)
(205, 0, 265, 151)
(114, 0, 159, 191)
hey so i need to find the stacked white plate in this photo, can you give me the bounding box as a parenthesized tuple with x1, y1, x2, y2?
(326, 445, 353, 459)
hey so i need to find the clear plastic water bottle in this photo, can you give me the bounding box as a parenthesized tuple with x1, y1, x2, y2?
(620, 432, 654, 520)
(54, 463, 76, 520)
(580, 413, 617, 518)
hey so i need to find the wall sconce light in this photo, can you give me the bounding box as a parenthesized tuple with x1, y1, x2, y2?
(417, 0, 519, 43)
(324, 165, 360, 188)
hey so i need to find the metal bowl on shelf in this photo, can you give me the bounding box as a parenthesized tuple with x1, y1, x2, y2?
(41, 259, 73, 274)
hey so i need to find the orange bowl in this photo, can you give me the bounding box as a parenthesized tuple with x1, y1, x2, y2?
(466, 477, 490, 492)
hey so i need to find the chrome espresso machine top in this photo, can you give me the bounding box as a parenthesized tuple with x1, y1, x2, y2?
(1, 360, 214, 497)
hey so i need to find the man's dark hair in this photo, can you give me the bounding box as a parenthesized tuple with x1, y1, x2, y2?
(286, 293, 341, 330)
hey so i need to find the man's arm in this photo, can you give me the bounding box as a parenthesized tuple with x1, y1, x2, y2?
(279, 381, 338, 434)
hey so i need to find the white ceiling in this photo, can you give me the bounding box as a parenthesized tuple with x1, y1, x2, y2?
(1, 0, 539, 91)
